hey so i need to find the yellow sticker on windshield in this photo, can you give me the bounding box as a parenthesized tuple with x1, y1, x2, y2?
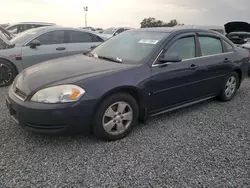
(138, 39, 159, 44)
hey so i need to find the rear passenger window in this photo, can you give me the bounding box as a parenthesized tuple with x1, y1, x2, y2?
(199, 36, 222, 56)
(222, 40, 233, 52)
(166, 37, 196, 60)
(36, 30, 65, 45)
(68, 31, 93, 43)
(90, 34, 104, 42)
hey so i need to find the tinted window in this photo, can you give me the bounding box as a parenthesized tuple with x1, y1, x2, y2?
(103, 28, 117, 35)
(91, 34, 104, 42)
(6, 25, 18, 31)
(166, 37, 195, 60)
(68, 31, 93, 43)
(36, 30, 65, 45)
(222, 40, 233, 52)
(199, 36, 222, 56)
(10, 27, 48, 44)
(27, 24, 40, 29)
(116, 29, 124, 34)
(17, 25, 26, 33)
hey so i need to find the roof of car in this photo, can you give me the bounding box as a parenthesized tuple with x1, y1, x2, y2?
(42, 26, 99, 32)
(9, 22, 55, 25)
(134, 27, 219, 33)
(30, 26, 107, 39)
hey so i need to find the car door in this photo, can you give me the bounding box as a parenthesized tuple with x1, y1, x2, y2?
(21, 30, 68, 69)
(196, 33, 234, 94)
(66, 30, 102, 56)
(149, 33, 211, 113)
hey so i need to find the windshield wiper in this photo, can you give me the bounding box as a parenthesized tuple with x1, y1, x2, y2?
(98, 55, 122, 63)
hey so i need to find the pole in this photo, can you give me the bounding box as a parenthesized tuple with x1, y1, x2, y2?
(83, 6, 88, 28)
(85, 11, 87, 27)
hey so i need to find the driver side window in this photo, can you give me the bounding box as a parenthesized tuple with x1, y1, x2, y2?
(166, 36, 196, 60)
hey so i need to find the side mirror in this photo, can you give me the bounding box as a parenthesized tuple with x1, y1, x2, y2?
(29, 39, 41, 49)
(158, 52, 182, 64)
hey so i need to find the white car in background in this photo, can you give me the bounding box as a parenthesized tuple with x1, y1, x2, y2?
(5, 22, 55, 35)
(102, 27, 133, 38)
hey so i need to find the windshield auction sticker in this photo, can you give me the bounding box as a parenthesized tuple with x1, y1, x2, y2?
(138, 39, 159, 44)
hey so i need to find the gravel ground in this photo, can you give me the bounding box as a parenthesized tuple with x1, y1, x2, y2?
(0, 79, 250, 188)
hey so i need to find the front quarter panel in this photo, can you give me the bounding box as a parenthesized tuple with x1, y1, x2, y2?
(77, 64, 151, 107)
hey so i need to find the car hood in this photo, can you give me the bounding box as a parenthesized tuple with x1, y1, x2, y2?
(225, 21, 250, 33)
(15, 54, 135, 95)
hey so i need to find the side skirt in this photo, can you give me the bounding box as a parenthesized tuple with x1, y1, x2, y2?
(150, 95, 216, 117)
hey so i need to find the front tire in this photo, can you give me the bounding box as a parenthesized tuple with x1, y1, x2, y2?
(219, 72, 239, 102)
(93, 93, 139, 141)
(0, 59, 16, 87)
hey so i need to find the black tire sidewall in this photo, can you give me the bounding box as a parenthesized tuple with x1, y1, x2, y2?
(220, 72, 239, 101)
(93, 93, 139, 141)
(0, 60, 16, 87)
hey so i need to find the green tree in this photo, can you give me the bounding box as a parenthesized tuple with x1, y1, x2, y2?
(140, 18, 181, 28)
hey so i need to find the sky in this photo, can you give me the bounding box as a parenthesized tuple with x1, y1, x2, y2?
(1, 0, 250, 29)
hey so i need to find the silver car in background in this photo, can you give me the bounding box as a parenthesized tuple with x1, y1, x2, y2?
(5, 22, 55, 35)
(102, 27, 133, 38)
(0, 26, 107, 86)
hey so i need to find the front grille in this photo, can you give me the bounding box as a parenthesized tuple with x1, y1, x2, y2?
(13, 86, 27, 101)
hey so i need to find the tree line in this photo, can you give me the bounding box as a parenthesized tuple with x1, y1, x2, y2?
(140, 17, 183, 28)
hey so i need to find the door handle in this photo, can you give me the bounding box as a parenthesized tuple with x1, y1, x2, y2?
(56, 47, 66, 51)
(189, 64, 199, 70)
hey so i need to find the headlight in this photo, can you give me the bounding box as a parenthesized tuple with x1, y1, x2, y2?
(30, 85, 85, 103)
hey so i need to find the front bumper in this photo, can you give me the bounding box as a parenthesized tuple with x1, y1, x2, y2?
(6, 87, 97, 134)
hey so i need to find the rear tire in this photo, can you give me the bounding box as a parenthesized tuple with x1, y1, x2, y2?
(93, 93, 139, 141)
(219, 72, 239, 102)
(0, 59, 17, 87)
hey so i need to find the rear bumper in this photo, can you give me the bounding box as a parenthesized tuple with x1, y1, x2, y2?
(6, 87, 97, 134)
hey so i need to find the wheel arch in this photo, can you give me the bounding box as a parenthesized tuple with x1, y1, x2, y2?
(93, 86, 148, 122)
(233, 68, 242, 88)
(0, 57, 18, 75)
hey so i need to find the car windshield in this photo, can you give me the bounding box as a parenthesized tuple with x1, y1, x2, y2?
(103, 28, 117, 35)
(90, 31, 168, 64)
(10, 27, 48, 44)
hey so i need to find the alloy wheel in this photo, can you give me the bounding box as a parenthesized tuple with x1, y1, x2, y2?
(0, 63, 13, 86)
(102, 101, 133, 136)
(225, 76, 236, 98)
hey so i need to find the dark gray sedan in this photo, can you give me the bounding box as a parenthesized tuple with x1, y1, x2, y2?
(0, 26, 107, 86)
